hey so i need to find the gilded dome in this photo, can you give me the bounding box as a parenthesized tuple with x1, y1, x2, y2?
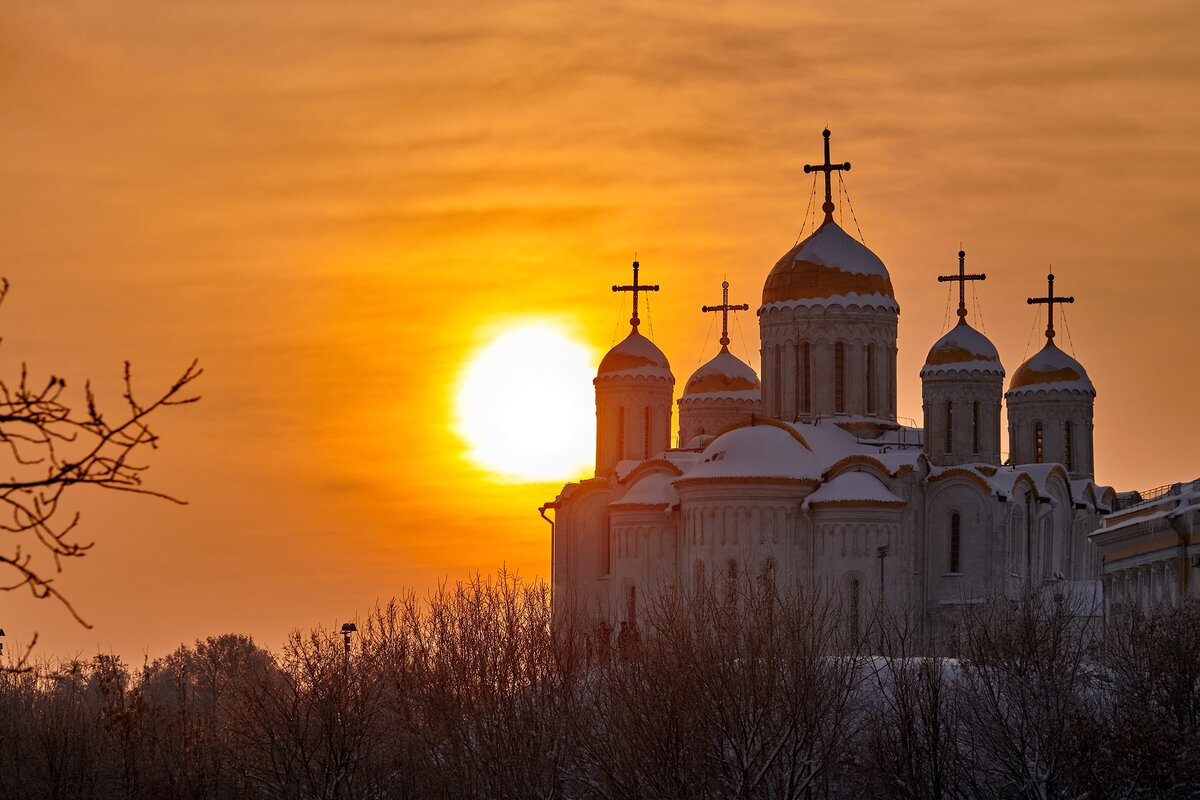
(596, 329, 673, 381)
(682, 348, 760, 398)
(920, 320, 1004, 378)
(1007, 342, 1095, 396)
(762, 219, 897, 310)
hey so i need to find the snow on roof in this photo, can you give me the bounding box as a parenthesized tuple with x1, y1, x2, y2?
(611, 470, 680, 509)
(786, 419, 924, 475)
(1072, 479, 1114, 512)
(684, 423, 821, 482)
(920, 320, 1004, 378)
(681, 348, 760, 399)
(1095, 478, 1200, 536)
(1015, 463, 1073, 498)
(1006, 342, 1094, 397)
(802, 471, 904, 509)
(761, 220, 898, 312)
(596, 329, 674, 381)
(674, 416, 923, 486)
(614, 450, 702, 481)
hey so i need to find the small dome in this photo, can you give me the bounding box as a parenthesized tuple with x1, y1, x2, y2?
(920, 320, 1004, 378)
(685, 422, 820, 481)
(611, 470, 679, 508)
(1008, 342, 1095, 396)
(762, 219, 897, 310)
(682, 349, 760, 398)
(802, 471, 905, 509)
(597, 329, 673, 381)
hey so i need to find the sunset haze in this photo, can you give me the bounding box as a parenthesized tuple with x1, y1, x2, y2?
(2, 0, 1197, 657)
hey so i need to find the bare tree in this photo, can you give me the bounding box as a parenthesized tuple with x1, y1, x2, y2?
(0, 279, 201, 636)
(859, 605, 964, 800)
(949, 589, 1100, 800)
(1076, 600, 1200, 798)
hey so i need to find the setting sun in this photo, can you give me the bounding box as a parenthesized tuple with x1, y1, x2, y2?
(454, 321, 597, 482)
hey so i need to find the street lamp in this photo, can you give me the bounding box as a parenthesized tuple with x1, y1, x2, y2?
(339, 622, 357, 656)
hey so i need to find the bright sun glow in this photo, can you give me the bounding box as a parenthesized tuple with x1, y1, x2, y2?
(455, 320, 596, 482)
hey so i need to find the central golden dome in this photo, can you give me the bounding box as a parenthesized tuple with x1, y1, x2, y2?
(762, 219, 895, 307)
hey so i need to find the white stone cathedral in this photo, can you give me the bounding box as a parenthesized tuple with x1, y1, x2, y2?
(545, 131, 1113, 636)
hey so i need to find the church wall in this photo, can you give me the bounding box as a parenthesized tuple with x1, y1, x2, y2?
(594, 379, 674, 475)
(809, 507, 904, 612)
(759, 305, 897, 421)
(553, 481, 613, 619)
(922, 374, 1004, 466)
(1006, 393, 1095, 478)
(924, 479, 998, 606)
(676, 483, 808, 598)
(677, 398, 760, 448)
(608, 507, 681, 626)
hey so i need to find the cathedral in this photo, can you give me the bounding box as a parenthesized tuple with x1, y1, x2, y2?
(543, 130, 1114, 635)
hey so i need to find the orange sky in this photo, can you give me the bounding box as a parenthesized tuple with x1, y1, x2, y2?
(2, 0, 1198, 658)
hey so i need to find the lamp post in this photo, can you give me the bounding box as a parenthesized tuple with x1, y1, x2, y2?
(339, 622, 357, 661)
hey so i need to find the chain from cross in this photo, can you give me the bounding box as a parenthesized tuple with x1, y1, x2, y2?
(612, 259, 659, 330)
(937, 249, 986, 322)
(701, 280, 750, 350)
(803, 129, 851, 222)
(1027, 271, 1074, 342)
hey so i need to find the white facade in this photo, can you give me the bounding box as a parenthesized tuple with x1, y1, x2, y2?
(547, 165, 1114, 638)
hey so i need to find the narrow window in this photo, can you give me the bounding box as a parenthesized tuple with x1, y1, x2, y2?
(627, 585, 637, 626)
(694, 560, 706, 593)
(835, 342, 845, 413)
(1064, 420, 1074, 472)
(617, 407, 625, 458)
(889, 350, 897, 417)
(794, 345, 801, 419)
(726, 559, 739, 603)
(972, 400, 981, 454)
(774, 346, 782, 414)
(866, 344, 876, 415)
(945, 399, 954, 454)
(643, 407, 651, 459)
(950, 513, 961, 573)
(1035, 422, 1044, 463)
(802, 343, 812, 414)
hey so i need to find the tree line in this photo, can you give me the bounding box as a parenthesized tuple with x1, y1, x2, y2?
(2, 572, 1199, 799)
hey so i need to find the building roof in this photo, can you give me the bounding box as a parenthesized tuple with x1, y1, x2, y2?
(596, 329, 673, 381)
(761, 219, 898, 313)
(681, 348, 760, 399)
(920, 320, 1004, 378)
(802, 471, 905, 509)
(684, 422, 822, 482)
(1007, 342, 1094, 397)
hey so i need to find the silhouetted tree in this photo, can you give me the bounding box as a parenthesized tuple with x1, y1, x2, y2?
(0, 280, 200, 659)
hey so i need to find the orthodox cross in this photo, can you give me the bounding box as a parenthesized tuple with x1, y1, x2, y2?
(701, 280, 749, 350)
(612, 259, 659, 330)
(937, 249, 986, 323)
(1027, 271, 1074, 342)
(803, 128, 851, 222)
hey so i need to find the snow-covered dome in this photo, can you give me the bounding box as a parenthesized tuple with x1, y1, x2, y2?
(682, 348, 759, 398)
(612, 470, 680, 508)
(685, 422, 820, 481)
(920, 320, 1004, 378)
(761, 220, 897, 312)
(802, 471, 905, 509)
(597, 329, 673, 381)
(1008, 342, 1095, 396)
